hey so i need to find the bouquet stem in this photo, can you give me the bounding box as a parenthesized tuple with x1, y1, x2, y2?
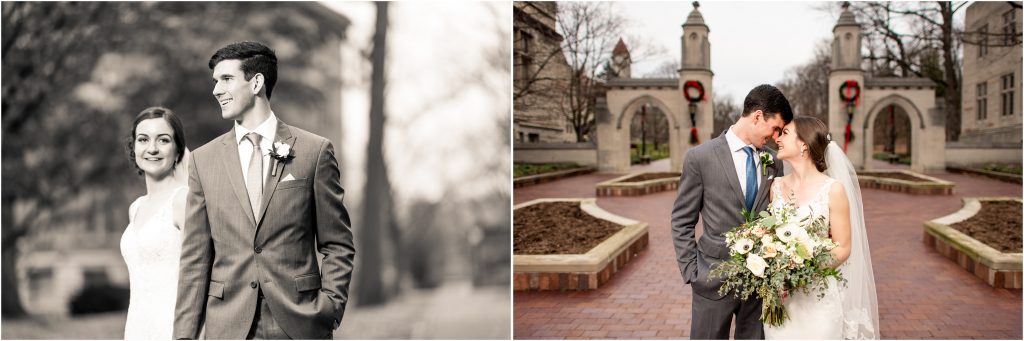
(761, 301, 787, 327)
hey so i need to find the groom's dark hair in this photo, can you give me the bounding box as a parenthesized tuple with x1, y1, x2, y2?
(741, 84, 793, 123)
(209, 41, 278, 99)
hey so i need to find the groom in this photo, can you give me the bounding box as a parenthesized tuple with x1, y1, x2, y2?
(174, 41, 355, 339)
(671, 84, 792, 339)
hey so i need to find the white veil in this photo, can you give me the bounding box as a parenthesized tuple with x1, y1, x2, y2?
(824, 141, 879, 340)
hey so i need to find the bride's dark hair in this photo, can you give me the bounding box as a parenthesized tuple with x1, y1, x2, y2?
(127, 107, 187, 176)
(794, 116, 830, 172)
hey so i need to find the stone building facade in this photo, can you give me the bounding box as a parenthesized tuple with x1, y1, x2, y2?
(959, 2, 1022, 146)
(513, 1, 576, 143)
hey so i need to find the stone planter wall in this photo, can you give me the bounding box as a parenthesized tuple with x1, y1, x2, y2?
(946, 166, 1022, 184)
(858, 170, 954, 195)
(513, 167, 595, 189)
(513, 198, 649, 291)
(595, 172, 680, 197)
(923, 197, 1023, 289)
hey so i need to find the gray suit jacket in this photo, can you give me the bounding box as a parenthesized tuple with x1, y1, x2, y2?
(173, 120, 355, 339)
(670, 133, 783, 300)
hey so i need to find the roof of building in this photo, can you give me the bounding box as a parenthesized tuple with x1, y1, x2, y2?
(606, 78, 679, 88)
(613, 38, 629, 56)
(864, 77, 937, 88)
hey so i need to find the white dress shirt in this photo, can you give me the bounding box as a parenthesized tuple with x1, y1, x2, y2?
(725, 127, 761, 195)
(234, 112, 278, 186)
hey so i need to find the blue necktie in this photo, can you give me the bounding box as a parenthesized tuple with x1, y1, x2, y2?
(742, 146, 757, 211)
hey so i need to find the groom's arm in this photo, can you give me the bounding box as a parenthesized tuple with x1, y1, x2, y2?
(174, 153, 213, 339)
(312, 139, 356, 329)
(670, 150, 703, 284)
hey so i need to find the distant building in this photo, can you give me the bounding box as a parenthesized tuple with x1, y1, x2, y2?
(960, 2, 1022, 146)
(513, 1, 576, 143)
(610, 38, 632, 79)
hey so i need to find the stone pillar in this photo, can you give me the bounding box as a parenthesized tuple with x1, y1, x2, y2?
(678, 2, 714, 170)
(829, 3, 866, 169)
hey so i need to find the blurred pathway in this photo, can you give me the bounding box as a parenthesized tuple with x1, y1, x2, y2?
(630, 158, 671, 173)
(514, 169, 1022, 339)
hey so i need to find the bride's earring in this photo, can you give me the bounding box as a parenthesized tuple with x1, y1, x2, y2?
(800, 149, 805, 158)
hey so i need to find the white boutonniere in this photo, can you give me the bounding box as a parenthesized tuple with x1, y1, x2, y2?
(759, 151, 775, 179)
(269, 141, 294, 176)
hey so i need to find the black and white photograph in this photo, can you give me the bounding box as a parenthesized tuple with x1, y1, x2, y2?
(2, 2, 510, 339)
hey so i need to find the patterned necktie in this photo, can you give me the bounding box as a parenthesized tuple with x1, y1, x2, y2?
(244, 133, 263, 220)
(742, 146, 757, 211)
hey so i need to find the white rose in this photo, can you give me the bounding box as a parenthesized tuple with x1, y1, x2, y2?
(797, 235, 819, 254)
(273, 142, 291, 157)
(761, 235, 774, 246)
(732, 238, 754, 255)
(745, 253, 769, 278)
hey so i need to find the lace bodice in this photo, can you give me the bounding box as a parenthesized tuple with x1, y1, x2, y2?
(771, 177, 836, 234)
(120, 186, 185, 340)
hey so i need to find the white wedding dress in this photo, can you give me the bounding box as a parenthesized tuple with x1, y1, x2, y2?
(765, 141, 880, 340)
(121, 186, 186, 340)
(764, 178, 844, 339)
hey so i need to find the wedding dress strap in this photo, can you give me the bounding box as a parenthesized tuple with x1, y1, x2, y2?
(812, 178, 836, 205)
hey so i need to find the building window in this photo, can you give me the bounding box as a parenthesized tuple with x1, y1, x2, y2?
(527, 133, 539, 143)
(1003, 10, 1018, 46)
(515, 30, 534, 85)
(518, 131, 524, 142)
(1002, 73, 1015, 116)
(977, 82, 988, 120)
(979, 25, 989, 57)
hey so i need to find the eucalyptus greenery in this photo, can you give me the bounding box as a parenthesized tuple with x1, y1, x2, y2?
(710, 202, 847, 327)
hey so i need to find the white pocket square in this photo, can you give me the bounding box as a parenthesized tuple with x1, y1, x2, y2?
(282, 173, 296, 181)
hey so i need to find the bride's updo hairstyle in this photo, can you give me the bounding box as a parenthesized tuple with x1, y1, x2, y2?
(794, 116, 830, 172)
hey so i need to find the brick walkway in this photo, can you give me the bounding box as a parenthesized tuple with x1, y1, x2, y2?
(514, 170, 1022, 339)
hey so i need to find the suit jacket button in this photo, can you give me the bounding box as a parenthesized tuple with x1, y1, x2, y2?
(250, 281, 257, 289)
(255, 247, 262, 254)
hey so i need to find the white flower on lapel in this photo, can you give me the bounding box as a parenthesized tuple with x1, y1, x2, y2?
(269, 142, 294, 176)
(272, 142, 292, 159)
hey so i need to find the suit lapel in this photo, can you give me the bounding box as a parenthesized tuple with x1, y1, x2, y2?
(219, 130, 258, 229)
(255, 120, 296, 227)
(712, 135, 746, 207)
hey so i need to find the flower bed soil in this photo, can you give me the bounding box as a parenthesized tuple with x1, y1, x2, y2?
(949, 201, 1022, 253)
(858, 171, 929, 182)
(514, 202, 622, 255)
(617, 172, 680, 183)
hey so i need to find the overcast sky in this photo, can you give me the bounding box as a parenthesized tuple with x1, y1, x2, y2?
(617, 1, 840, 103)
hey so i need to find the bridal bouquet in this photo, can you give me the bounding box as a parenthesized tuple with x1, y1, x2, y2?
(708, 203, 846, 327)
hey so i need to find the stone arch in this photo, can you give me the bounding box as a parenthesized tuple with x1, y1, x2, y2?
(862, 94, 926, 130)
(860, 94, 926, 171)
(615, 95, 679, 131)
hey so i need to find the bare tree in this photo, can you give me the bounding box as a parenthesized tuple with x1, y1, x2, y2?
(775, 38, 832, 124)
(555, 2, 628, 142)
(644, 59, 681, 79)
(355, 1, 398, 306)
(712, 93, 740, 138)
(845, 1, 969, 141)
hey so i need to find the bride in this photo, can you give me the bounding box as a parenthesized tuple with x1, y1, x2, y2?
(121, 107, 190, 339)
(765, 116, 879, 339)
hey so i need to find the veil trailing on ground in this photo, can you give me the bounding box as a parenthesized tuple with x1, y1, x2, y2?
(824, 141, 879, 340)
